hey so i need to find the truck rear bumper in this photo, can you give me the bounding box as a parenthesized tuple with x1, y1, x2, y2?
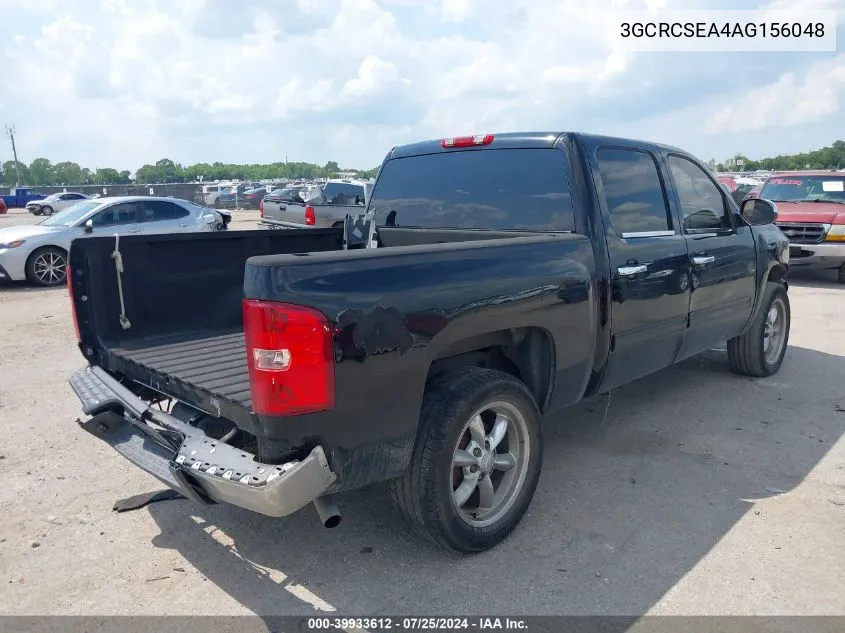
(69, 365, 337, 518)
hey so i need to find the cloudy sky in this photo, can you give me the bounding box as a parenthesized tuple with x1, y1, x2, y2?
(0, 0, 843, 171)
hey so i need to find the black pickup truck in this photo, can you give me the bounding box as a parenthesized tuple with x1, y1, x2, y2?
(67, 132, 790, 553)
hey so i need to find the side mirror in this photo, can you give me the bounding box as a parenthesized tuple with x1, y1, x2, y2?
(84, 219, 94, 233)
(740, 198, 777, 226)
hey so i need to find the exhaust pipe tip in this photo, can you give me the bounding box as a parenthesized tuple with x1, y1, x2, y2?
(313, 495, 342, 528)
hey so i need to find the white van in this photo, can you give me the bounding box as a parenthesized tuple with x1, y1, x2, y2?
(202, 183, 235, 206)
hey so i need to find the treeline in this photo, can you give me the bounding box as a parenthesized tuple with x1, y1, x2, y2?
(0, 157, 379, 187)
(716, 140, 845, 172)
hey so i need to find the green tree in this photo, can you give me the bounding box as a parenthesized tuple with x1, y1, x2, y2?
(53, 161, 85, 185)
(1, 160, 30, 186)
(29, 158, 55, 186)
(94, 168, 122, 184)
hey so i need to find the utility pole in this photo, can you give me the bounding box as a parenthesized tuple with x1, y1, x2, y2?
(4, 124, 21, 186)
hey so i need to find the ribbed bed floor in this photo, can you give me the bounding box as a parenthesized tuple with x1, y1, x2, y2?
(110, 331, 252, 407)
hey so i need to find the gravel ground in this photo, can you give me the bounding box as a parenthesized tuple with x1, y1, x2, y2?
(0, 206, 843, 616)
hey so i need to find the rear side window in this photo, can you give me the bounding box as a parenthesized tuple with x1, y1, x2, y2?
(142, 200, 190, 221)
(596, 148, 671, 235)
(369, 148, 575, 231)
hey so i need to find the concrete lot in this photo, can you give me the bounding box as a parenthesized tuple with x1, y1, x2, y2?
(0, 206, 843, 616)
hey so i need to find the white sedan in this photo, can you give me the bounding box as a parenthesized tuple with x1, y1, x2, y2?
(0, 196, 231, 287)
(26, 192, 89, 216)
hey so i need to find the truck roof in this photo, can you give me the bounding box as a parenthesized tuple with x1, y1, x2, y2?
(388, 131, 688, 160)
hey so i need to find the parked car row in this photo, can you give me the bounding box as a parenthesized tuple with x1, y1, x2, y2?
(0, 196, 231, 287)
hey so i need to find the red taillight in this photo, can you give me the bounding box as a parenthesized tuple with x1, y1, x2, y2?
(441, 134, 494, 148)
(259, 199, 264, 217)
(242, 299, 335, 416)
(305, 205, 315, 226)
(67, 266, 81, 342)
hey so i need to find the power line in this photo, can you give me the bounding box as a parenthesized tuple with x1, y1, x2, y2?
(4, 124, 21, 186)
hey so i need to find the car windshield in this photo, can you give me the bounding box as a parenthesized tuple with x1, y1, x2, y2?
(40, 201, 103, 226)
(760, 175, 845, 203)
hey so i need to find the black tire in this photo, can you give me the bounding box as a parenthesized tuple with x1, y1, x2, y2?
(42, 205, 53, 216)
(25, 246, 68, 287)
(389, 367, 543, 553)
(837, 264, 845, 285)
(32, 208, 42, 216)
(727, 282, 790, 377)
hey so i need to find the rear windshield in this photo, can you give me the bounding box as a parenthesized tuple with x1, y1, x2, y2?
(369, 148, 575, 231)
(322, 183, 365, 205)
(760, 175, 845, 203)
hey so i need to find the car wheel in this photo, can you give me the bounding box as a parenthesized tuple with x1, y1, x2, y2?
(41, 205, 53, 216)
(389, 367, 543, 553)
(837, 264, 845, 285)
(32, 208, 43, 216)
(727, 282, 790, 377)
(25, 247, 68, 287)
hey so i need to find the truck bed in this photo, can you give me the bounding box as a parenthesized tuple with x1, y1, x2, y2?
(110, 331, 252, 410)
(70, 225, 577, 434)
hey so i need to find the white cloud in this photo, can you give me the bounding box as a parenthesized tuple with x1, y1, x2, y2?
(705, 54, 845, 133)
(0, 0, 842, 171)
(341, 56, 407, 99)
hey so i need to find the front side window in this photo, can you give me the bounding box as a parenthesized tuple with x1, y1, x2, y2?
(667, 155, 732, 231)
(596, 148, 671, 234)
(92, 203, 141, 227)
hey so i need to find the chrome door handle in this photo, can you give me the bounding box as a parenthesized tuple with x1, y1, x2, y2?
(128, 228, 141, 233)
(618, 264, 648, 276)
(692, 255, 715, 266)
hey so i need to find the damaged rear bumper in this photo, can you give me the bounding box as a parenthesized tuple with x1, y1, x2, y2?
(69, 365, 336, 518)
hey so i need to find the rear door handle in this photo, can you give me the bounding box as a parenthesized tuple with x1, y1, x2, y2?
(618, 264, 648, 276)
(128, 227, 141, 233)
(692, 255, 715, 267)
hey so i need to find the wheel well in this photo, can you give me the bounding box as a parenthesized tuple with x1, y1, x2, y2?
(26, 245, 67, 266)
(425, 327, 554, 411)
(768, 263, 788, 284)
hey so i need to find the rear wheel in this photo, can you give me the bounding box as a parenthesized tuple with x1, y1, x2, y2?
(727, 282, 790, 377)
(25, 247, 67, 287)
(837, 264, 845, 285)
(390, 367, 543, 553)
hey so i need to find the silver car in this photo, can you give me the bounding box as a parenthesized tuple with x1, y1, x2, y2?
(0, 196, 230, 287)
(26, 192, 89, 216)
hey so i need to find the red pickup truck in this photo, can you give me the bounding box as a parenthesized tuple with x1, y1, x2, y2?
(756, 171, 845, 283)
